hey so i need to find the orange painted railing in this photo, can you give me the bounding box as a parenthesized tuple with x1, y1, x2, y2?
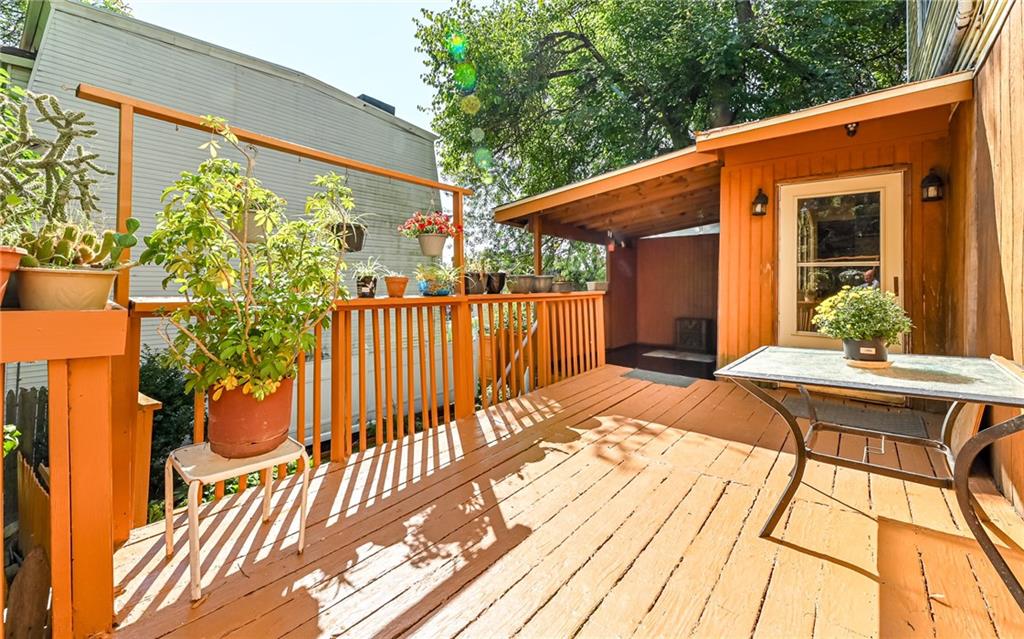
(0, 305, 127, 638)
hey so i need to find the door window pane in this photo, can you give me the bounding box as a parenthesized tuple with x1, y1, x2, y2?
(797, 192, 881, 263)
(797, 265, 881, 332)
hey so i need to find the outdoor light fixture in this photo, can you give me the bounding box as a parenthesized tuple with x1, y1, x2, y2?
(845, 122, 859, 137)
(752, 188, 769, 216)
(921, 169, 945, 202)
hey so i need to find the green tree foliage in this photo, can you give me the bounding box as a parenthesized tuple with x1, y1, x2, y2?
(415, 0, 905, 280)
(1, 0, 130, 47)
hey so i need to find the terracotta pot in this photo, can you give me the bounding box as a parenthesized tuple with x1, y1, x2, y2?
(842, 337, 888, 362)
(207, 377, 294, 458)
(334, 223, 365, 252)
(464, 272, 486, 294)
(356, 275, 377, 298)
(0, 246, 25, 301)
(532, 275, 554, 293)
(385, 275, 409, 297)
(417, 234, 448, 257)
(507, 275, 534, 294)
(16, 267, 117, 310)
(485, 272, 506, 294)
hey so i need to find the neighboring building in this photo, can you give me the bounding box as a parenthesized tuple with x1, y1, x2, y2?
(3, 0, 445, 433)
(906, 0, 1015, 80)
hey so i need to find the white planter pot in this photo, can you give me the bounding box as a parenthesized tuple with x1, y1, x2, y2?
(587, 281, 608, 291)
(417, 234, 448, 257)
(17, 267, 117, 310)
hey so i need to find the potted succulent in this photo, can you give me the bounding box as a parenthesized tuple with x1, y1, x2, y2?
(507, 271, 534, 294)
(463, 256, 486, 294)
(532, 273, 554, 293)
(811, 285, 912, 366)
(305, 172, 366, 252)
(0, 87, 139, 310)
(551, 276, 574, 293)
(353, 257, 383, 298)
(384, 269, 409, 298)
(399, 210, 461, 257)
(139, 117, 348, 458)
(415, 262, 460, 296)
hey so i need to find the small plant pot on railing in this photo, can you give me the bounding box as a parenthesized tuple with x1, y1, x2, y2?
(587, 281, 608, 292)
(532, 275, 554, 293)
(551, 281, 575, 293)
(17, 267, 118, 310)
(385, 275, 409, 297)
(207, 377, 294, 458)
(418, 278, 452, 296)
(507, 275, 534, 294)
(0, 246, 25, 298)
(464, 271, 486, 294)
(356, 275, 377, 298)
(417, 233, 448, 257)
(486, 272, 506, 294)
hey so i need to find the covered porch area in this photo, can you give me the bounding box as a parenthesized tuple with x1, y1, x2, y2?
(111, 365, 1024, 637)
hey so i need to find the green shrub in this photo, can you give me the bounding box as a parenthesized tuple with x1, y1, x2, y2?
(812, 286, 912, 345)
(138, 346, 198, 502)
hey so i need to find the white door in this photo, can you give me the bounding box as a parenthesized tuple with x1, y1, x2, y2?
(778, 172, 904, 349)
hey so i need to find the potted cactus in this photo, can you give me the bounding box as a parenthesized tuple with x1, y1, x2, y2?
(384, 269, 409, 298)
(0, 86, 139, 309)
(140, 117, 348, 458)
(305, 172, 367, 252)
(812, 286, 912, 366)
(353, 257, 383, 298)
(399, 210, 461, 257)
(415, 262, 460, 296)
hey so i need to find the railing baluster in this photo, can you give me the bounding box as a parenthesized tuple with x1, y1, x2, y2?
(313, 323, 323, 466)
(394, 308, 404, 440)
(358, 310, 367, 453)
(440, 304, 451, 426)
(342, 311, 353, 458)
(417, 307, 430, 431)
(427, 306, 439, 430)
(372, 309, 383, 448)
(406, 307, 415, 437)
(330, 310, 343, 462)
(476, 303, 487, 410)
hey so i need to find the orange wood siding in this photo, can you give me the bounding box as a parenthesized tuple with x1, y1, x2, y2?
(945, 1, 1024, 511)
(606, 246, 638, 349)
(635, 235, 719, 345)
(716, 107, 952, 364)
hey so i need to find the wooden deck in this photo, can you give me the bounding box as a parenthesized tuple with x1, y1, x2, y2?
(112, 365, 1024, 638)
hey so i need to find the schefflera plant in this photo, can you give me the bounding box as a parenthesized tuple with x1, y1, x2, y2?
(139, 117, 349, 401)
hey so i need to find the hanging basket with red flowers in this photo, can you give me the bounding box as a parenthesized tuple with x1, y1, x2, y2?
(399, 210, 462, 257)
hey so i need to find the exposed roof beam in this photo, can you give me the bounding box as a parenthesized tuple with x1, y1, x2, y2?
(535, 220, 607, 245)
(557, 182, 720, 226)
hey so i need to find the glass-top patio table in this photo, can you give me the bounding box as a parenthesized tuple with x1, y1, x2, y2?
(716, 346, 1024, 611)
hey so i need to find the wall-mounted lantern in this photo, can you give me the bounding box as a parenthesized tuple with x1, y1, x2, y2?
(752, 188, 769, 216)
(921, 169, 945, 202)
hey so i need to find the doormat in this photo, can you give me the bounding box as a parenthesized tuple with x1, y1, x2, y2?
(642, 349, 717, 364)
(623, 369, 698, 388)
(781, 396, 928, 439)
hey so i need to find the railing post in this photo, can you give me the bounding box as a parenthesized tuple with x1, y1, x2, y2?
(537, 300, 550, 387)
(111, 311, 141, 542)
(452, 299, 475, 418)
(595, 294, 607, 365)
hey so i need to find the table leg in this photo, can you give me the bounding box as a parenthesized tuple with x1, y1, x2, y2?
(732, 379, 807, 538)
(954, 414, 1024, 612)
(299, 449, 311, 554)
(164, 458, 174, 559)
(187, 480, 203, 601)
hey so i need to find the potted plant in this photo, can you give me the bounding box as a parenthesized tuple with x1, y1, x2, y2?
(811, 285, 912, 366)
(804, 270, 832, 302)
(463, 256, 486, 294)
(507, 271, 534, 294)
(139, 117, 348, 458)
(415, 262, 460, 296)
(305, 172, 366, 252)
(586, 280, 608, 292)
(485, 266, 506, 294)
(353, 257, 383, 298)
(0, 68, 29, 302)
(0, 87, 139, 310)
(551, 276, 574, 293)
(384, 269, 409, 298)
(532, 273, 554, 293)
(399, 210, 461, 257)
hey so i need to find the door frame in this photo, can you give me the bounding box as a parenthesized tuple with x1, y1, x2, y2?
(776, 170, 906, 349)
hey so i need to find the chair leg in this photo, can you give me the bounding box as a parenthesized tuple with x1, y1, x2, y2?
(187, 480, 203, 601)
(164, 458, 174, 559)
(263, 469, 272, 523)
(299, 449, 310, 554)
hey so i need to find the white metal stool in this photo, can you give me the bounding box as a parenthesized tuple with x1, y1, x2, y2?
(164, 437, 310, 601)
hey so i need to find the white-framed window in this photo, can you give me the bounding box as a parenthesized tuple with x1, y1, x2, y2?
(777, 172, 905, 349)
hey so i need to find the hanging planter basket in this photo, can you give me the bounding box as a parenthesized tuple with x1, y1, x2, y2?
(417, 234, 449, 257)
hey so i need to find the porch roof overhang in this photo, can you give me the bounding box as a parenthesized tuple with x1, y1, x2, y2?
(494, 71, 974, 243)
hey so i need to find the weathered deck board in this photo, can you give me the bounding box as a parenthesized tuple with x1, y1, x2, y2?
(112, 366, 1024, 638)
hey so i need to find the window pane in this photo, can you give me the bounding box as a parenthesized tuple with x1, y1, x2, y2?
(796, 265, 881, 332)
(797, 192, 881, 263)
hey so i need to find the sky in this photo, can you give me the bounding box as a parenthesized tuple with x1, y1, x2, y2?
(129, 1, 454, 133)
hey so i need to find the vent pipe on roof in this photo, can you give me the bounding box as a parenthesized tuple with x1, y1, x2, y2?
(937, 0, 977, 74)
(357, 94, 396, 115)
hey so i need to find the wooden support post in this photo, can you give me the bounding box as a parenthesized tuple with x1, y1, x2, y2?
(453, 192, 466, 295)
(111, 312, 141, 544)
(115, 105, 133, 306)
(330, 310, 343, 463)
(532, 216, 543, 275)
(451, 300, 475, 419)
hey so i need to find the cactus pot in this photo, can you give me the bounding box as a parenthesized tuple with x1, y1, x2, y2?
(385, 275, 409, 297)
(16, 267, 117, 310)
(507, 275, 534, 294)
(532, 275, 554, 293)
(0, 246, 25, 301)
(417, 234, 448, 257)
(207, 377, 294, 458)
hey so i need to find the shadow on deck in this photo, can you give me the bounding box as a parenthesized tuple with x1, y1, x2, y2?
(112, 365, 1024, 638)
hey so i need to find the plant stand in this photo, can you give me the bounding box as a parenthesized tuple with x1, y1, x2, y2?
(164, 437, 310, 601)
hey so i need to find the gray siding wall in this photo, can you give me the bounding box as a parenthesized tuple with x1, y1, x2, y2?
(10, 3, 453, 439)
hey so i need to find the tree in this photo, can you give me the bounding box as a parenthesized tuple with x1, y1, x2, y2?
(1, 0, 130, 47)
(415, 0, 905, 280)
